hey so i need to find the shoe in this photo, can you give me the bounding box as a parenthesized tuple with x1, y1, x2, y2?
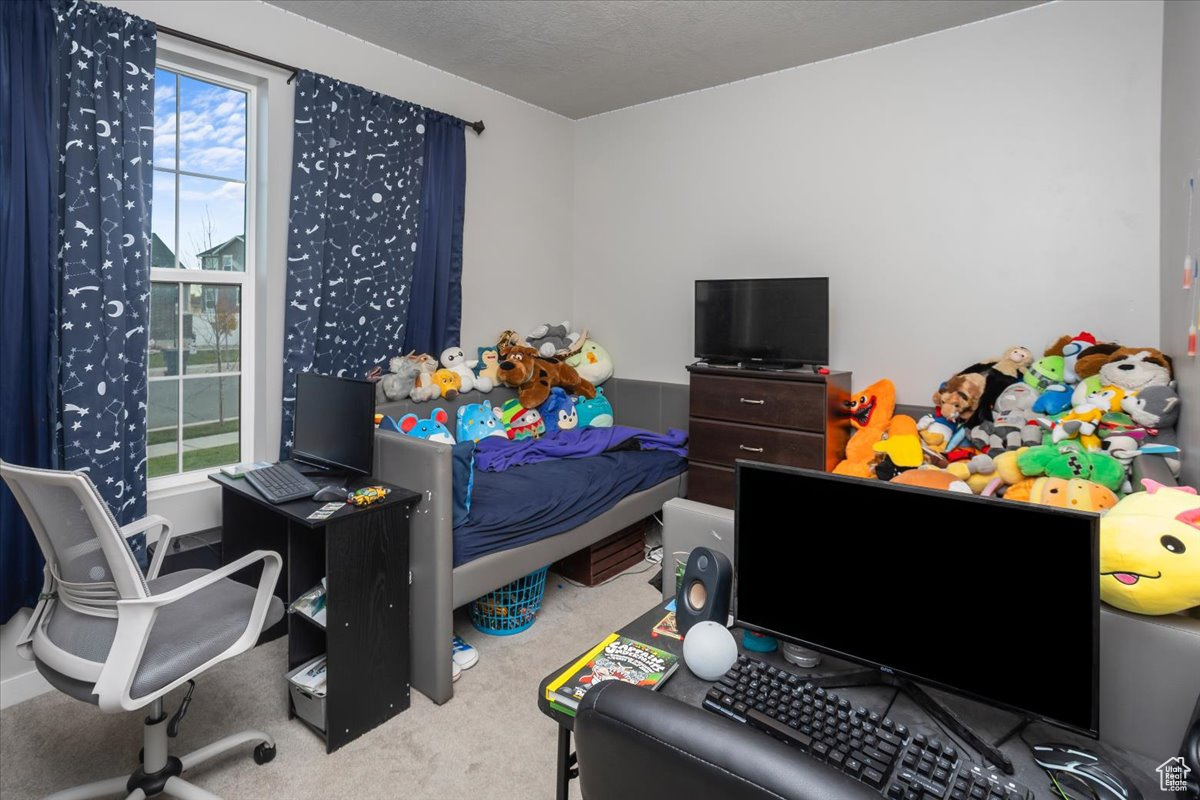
(452, 634, 479, 670)
(452, 660, 462, 682)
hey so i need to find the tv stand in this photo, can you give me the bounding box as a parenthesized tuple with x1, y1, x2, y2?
(807, 667, 1015, 775)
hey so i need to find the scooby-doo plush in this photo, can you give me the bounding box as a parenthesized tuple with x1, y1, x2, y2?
(496, 344, 596, 408)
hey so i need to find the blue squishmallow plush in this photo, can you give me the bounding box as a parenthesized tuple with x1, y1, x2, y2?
(457, 400, 507, 443)
(575, 387, 613, 428)
(538, 388, 578, 434)
(397, 408, 455, 444)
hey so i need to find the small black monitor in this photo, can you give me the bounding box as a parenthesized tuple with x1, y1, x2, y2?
(734, 462, 1100, 737)
(292, 373, 376, 474)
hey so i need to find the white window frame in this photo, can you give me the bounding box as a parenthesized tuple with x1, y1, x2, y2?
(148, 57, 258, 492)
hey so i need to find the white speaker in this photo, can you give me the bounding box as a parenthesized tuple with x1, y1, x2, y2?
(682, 621, 738, 681)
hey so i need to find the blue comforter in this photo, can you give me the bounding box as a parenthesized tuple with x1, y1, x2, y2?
(473, 426, 688, 472)
(452, 449, 685, 567)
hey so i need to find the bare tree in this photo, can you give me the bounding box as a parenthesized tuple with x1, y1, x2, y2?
(186, 207, 239, 425)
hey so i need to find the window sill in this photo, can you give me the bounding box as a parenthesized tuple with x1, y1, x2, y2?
(148, 467, 225, 497)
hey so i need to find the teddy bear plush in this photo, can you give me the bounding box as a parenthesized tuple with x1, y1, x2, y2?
(917, 372, 986, 452)
(441, 346, 492, 393)
(958, 346, 1031, 419)
(496, 344, 596, 408)
(408, 353, 441, 402)
(526, 321, 582, 358)
(1074, 343, 1173, 393)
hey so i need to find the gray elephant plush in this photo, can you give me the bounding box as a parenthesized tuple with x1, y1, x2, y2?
(526, 320, 581, 358)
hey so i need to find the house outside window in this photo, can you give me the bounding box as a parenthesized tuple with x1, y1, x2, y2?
(147, 62, 256, 484)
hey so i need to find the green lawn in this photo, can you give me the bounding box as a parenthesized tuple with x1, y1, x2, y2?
(147, 418, 238, 446)
(148, 442, 241, 478)
(148, 349, 241, 370)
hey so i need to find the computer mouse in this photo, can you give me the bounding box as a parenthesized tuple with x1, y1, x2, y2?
(1031, 743, 1142, 800)
(312, 486, 348, 503)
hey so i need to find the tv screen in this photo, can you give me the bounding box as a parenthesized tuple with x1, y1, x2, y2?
(292, 373, 376, 474)
(694, 277, 828, 366)
(735, 462, 1100, 737)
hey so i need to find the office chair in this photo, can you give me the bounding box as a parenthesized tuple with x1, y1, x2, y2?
(1, 460, 284, 800)
(574, 680, 878, 800)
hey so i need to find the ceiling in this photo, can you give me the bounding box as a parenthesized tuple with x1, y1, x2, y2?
(265, 0, 1044, 119)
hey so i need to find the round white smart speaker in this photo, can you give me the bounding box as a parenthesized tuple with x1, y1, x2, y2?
(682, 621, 739, 681)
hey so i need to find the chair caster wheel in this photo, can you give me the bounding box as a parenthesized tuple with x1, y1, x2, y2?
(253, 743, 276, 765)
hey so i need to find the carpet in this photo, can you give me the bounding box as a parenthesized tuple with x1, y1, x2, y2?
(0, 568, 661, 799)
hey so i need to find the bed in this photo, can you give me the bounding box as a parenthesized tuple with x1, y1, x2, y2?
(374, 386, 687, 704)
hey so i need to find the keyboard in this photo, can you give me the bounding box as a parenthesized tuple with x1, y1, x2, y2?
(703, 656, 1033, 800)
(244, 462, 320, 504)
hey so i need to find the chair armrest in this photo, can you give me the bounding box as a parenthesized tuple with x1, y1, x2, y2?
(94, 549, 282, 712)
(121, 514, 173, 580)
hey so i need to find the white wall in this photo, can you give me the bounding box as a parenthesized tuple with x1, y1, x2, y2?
(573, 0, 1163, 403)
(1160, 0, 1200, 489)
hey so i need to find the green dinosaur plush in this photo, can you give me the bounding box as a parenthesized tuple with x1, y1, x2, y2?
(1016, 442, 1125, 491)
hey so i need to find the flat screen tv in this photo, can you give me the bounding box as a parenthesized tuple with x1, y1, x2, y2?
(694, 277, 828, 367)
(735, 462, 1100, 737)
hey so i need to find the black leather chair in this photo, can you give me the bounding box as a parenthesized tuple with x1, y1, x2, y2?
(575, 681, 879, 800)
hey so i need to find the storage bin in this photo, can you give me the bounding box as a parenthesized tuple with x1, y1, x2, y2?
(469, 566, 549, 636)
(286, 656, 328, 733)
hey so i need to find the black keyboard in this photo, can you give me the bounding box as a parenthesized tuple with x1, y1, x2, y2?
(703, 656, 1032, 800)
(244, 462, 319, 504)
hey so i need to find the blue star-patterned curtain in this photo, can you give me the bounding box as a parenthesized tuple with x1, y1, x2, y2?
(279, 71, 426, 456)
(54, 0, 155, 536)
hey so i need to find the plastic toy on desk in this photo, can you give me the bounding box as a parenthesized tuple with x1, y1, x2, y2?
(349, 486, 390, 507)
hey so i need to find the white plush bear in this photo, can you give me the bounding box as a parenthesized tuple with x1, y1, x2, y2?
(440, 346, 493, 393)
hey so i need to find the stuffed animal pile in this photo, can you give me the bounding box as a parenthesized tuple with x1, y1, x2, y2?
(840, 331, 1192, 616)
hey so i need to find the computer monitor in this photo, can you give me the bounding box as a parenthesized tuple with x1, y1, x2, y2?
(734, 462, 1100, 737)
(292, 372, 376, 474)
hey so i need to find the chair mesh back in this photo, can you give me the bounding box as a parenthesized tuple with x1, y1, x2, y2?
(22, 480, 118, 585)
(0, 462, 147, 600)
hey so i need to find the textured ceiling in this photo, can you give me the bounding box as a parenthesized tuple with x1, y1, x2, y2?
(264, 0, 1044, 119)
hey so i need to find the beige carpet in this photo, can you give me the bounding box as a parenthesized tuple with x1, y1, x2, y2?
(0, 568, 662, 800)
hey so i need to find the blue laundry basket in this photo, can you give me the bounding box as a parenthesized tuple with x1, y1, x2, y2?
(469, 566, 549, 636)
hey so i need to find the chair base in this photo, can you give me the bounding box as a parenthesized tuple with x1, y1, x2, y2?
(44, 704, 274, 800)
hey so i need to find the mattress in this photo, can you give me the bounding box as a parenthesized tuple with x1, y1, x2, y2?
(452, 449, 686, 567)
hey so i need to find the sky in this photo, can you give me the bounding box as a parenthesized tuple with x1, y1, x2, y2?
(151, 69, 247, 269)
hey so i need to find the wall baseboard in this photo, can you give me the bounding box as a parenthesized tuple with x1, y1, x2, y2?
(0, 667, 51, 710)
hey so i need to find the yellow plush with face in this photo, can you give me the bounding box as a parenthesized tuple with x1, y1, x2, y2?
(1099, 480, 1200, 615)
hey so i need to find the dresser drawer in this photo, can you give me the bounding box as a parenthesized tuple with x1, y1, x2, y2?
(689, 419, 824, 470)
(690, 374, 826, 430)
(685, 462, 734, 509)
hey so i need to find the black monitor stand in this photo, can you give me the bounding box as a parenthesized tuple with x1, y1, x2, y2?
(289, 457, 355, 483)
(807, 667, 1016, 775)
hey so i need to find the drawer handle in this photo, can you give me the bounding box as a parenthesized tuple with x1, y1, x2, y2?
(739, 397, 765, 405)
(739, 445, 764, 453)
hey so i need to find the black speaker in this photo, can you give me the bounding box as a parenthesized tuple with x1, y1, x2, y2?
(676, 547, 733, 636)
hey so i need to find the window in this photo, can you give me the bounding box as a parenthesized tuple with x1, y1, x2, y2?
(148, 63, 255, 483)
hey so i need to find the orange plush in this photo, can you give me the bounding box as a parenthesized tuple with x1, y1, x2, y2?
(891, 468, 971, 493)
(833, 379, 897, 478)
(496, 344, 597, 408)
(1005, 477, 1119, 512)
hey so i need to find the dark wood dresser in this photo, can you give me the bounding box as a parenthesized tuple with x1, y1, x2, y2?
(685, 364, 852, 508)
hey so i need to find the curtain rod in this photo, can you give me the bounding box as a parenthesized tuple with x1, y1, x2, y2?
(155, 24, 486, 135)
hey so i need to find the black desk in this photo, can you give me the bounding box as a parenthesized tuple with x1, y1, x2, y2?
(538, 603, 1171, 800)
(211, 472, 419, 753)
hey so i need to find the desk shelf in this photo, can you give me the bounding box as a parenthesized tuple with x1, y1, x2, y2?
(212, 473, 419, 753)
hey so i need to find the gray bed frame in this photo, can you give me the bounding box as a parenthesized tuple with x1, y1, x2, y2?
(373, 385, 687, 704)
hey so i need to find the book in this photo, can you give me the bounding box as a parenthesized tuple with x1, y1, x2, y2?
(545, 633, 679, 710)
(650, 610, 680, 641)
